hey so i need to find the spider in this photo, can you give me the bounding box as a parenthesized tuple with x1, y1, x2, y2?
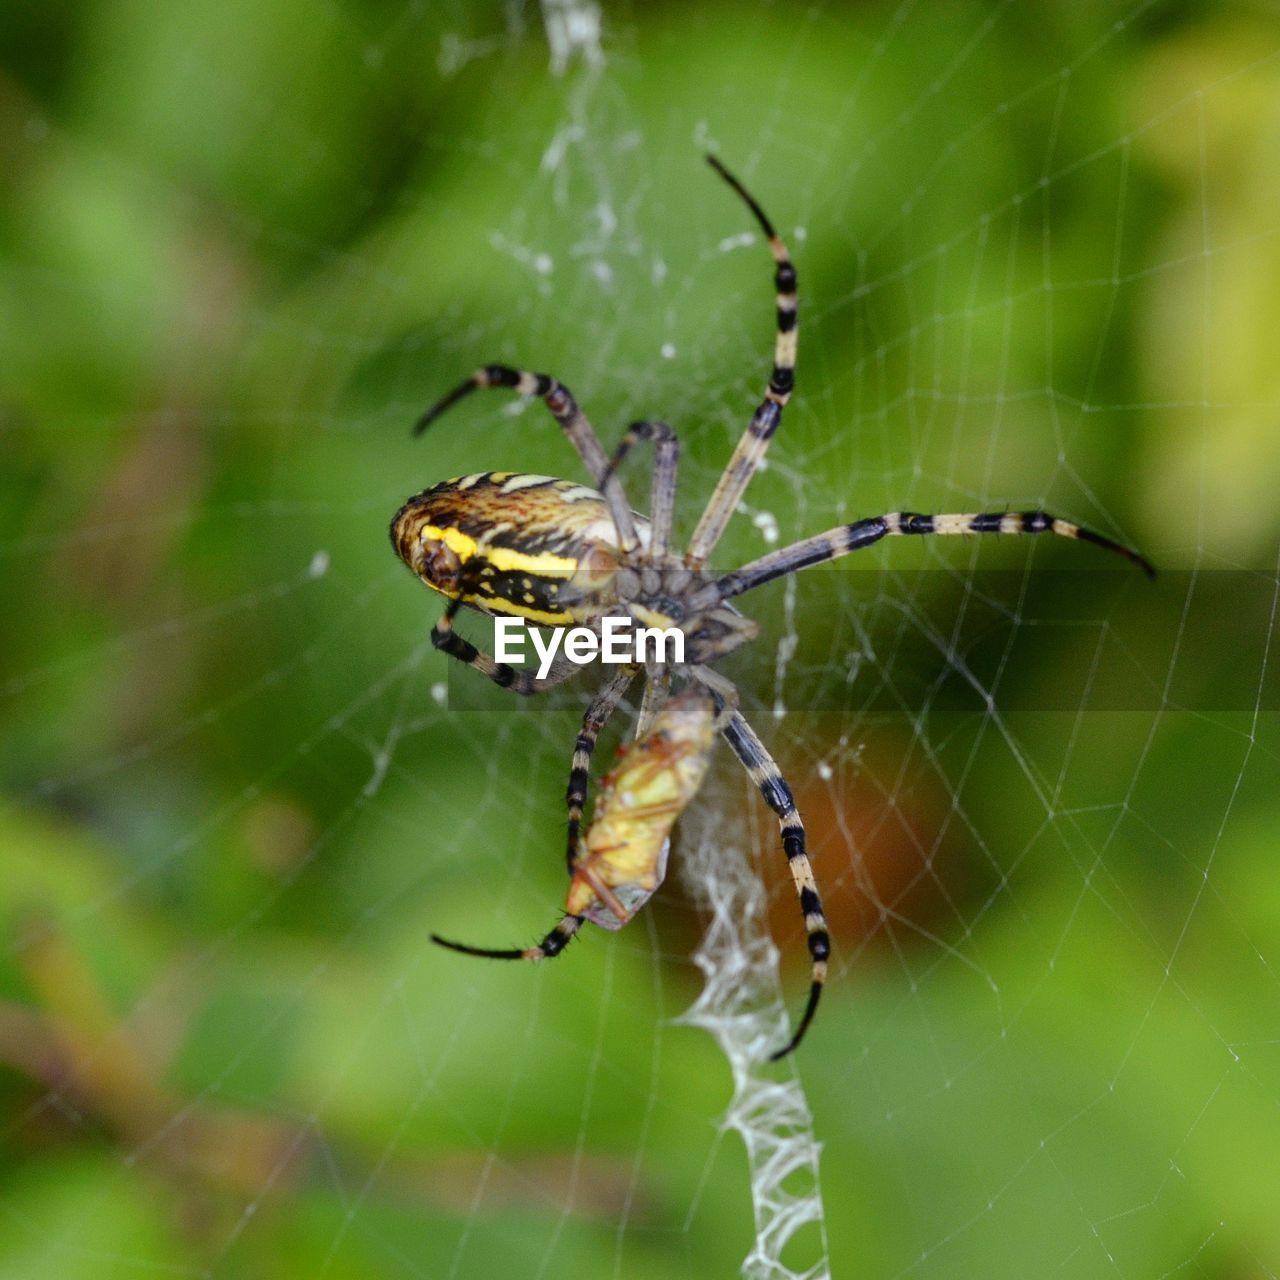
(391, 155, 1154, 1059)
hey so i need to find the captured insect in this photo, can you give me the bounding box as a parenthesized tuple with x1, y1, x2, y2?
(433, 687, 715, 959)
(392, 155, 1154, 1059)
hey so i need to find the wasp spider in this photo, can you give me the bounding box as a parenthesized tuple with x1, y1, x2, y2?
(391, 156, 1154, 1059)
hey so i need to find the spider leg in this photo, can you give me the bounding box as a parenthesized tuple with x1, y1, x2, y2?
(716, 509, 1155, 601)
(565, 667, 637, 875)
(602, 420, 680, 561)
(719, 707, 830, 1061)
(432, 597, 582, 695)
(635, 664, 672, 737)
(414, 364, 642, 554)
(432, 913, 583, 961)
(686, 157, 797, 568)
(687, 664, 740, 731)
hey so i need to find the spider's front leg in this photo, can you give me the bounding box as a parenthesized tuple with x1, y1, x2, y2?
(602, 420, 680, 562)
(414, 364, 642, 554)
(716, 508, 1155, 601)
(720, 707, 830, 1061)
(686, 156, 799, 568)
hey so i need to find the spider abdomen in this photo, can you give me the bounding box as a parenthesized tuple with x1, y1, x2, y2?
(392, 471, 647, 625)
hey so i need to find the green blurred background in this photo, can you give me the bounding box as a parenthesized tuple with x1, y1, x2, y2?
(3, 2, 1280, 1276)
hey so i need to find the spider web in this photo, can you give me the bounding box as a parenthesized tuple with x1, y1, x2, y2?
(4, 1, 1280, 1276)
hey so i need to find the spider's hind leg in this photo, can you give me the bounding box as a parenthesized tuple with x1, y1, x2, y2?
(431, 913, 584, 961)
(565, 667, 637, 875)
(431, 597, 581, 696)
(688, 664, 740, 732)
(720, 708, 830, 1060)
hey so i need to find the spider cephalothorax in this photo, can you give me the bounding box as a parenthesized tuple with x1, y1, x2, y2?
(392, 155, 1153, 1059)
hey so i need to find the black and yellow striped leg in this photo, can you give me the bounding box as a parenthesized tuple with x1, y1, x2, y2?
(602, 421, 680, 561)
(564, 667, 636, 875)
(688, 663, 740, 730)
(687, 156, 798, 568)
(432, 913, 584, 962)
(720, 710, 829, 1061)
(431, 597, 581, 696)
(433, 668, 636, 963)
(414, 364, 642, 553)
(716, 509, 1156, 601)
